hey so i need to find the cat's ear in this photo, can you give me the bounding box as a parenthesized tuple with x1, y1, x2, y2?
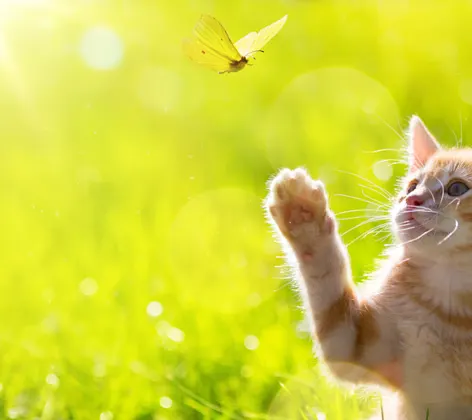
(408, 115, 441, 173)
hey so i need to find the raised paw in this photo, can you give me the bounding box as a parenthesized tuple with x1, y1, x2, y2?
(265, 168, 334, 242)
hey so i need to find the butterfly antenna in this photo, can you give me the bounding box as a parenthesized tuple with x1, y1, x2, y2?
(247, 49, 264, 59)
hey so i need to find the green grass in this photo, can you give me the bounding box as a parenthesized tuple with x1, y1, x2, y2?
(1, 0, 471, 418)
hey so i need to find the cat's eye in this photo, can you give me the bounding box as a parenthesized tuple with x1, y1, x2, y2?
(447, 181, 469, 197)
(406, 181, 418, 194)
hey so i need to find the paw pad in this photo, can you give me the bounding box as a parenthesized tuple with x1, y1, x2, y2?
(266, 168, 331, 239)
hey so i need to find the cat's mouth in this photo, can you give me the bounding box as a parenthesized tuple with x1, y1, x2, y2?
(396, 211, 448, 239)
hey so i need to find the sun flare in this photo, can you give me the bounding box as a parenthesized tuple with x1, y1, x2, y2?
(0, 0, 48, 5)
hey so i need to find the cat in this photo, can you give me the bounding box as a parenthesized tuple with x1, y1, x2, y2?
(265, 116, 472, 420)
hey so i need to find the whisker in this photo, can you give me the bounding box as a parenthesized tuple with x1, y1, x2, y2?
(378, 231, 394, 243)
(373, 225, 391, 236)
(374, 158, 407, 167)
(424, 184, 436, 205)
(359, 184, 393, 202)
(341, 217, 391, 237)
(397, 228, 434, 247)
(335, 169, 392, 199)
(404, 208, 439, 215)
(363, 148, 400, 154)
(334, 193, 390, 209)
(393, 218, 421, 232)
(338, 215, 391, 222)
(371, 113, 405, 141)
(429, 174, 445, 207)
(396, 223, 421, 233)
(403, 203, 441, 215)
(446, 121, 459, 147)
(347, 223, 391, 247)
(361, 190, 388, 207)
(437, 219, 459, 246)
(444, 197, 461, 210)
(335, 208, 390, 216)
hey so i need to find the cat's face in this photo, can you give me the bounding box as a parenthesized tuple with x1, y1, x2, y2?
(392, 118, 472, 255)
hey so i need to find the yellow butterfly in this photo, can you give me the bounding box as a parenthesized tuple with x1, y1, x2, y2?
(183, 14, 288, 74)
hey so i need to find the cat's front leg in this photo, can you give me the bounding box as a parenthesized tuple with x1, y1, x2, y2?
(265, 168, 355, 357)
(265, 168, 400, 387)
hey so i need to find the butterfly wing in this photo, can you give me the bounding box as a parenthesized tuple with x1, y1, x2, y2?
(184, 14, 285, 72)
(247, 15, 288, 56)
(182, 37, 234, 72)
(194, 15, 242, 62)
(234, 32, 257, 57)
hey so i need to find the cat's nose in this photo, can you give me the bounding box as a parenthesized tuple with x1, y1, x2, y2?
(406, 194, 424, 207)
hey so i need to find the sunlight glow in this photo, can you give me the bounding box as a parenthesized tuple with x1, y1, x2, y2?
(0, 11, 48, 139)
(0, 33, 6, 63)
(0, 0, 48, 4)
(0, 0, 50, 18)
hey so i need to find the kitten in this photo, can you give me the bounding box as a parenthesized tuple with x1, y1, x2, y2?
(265, 116, 472, 420)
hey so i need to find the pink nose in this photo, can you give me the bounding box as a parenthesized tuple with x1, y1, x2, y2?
(406, 194, 424, 207)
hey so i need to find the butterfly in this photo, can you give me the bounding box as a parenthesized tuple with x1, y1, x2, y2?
(183, 14, 288, 74)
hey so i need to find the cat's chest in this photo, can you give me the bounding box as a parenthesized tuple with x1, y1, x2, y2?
(396, 303, 472, 403)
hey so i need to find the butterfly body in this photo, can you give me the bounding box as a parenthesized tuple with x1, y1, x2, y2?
(183, 14, 287, 74)
(225, 57, 248, 74)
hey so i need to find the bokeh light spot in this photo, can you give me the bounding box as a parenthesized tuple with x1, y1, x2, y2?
(168, 327, 185, 343)
(45, 373, 59, 388)
(41, 314, 59, 333)
(372, 160, 393, 181)
(156, 320, 170, 337)
(80, 26, 124, 70)
(7, 408, 25, 419)
(160, 396, 173, 409)
(246, 292, 261, 307)
(99, 411, 114, 420)
(93, 362, 107, 378)
(146, 301, 163, 317)
(79, 277, 98, 296)
(244, 335, 259, 351)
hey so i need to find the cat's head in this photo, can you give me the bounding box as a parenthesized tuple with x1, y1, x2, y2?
(393, 116, 472, 256)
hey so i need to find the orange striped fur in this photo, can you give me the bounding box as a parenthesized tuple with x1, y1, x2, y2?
(266, 116, 472, 419)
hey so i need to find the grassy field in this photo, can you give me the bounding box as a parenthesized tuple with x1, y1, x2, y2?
(1, 0, 472, 418)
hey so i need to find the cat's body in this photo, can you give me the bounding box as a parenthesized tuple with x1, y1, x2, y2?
(265, 116, 472, 419)
(375, 253, 472, 419)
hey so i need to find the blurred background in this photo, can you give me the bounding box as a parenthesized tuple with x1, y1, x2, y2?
(1, 0, 471, 418)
